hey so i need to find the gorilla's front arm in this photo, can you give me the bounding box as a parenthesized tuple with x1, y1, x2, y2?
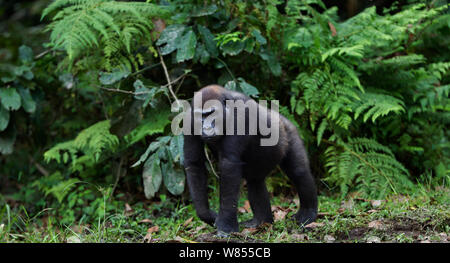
(185, 134, 246, 233)
(184, 134, 217, 225)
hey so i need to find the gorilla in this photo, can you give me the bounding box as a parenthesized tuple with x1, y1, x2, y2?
(183, 84, 317, 235)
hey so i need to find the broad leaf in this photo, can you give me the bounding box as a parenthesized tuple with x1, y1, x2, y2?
(198, 25, 218, 57)
(18, 45, 33, 63)
(220, 40, 244, 56)
(176, 29, 197, 63)
(0, 87, 21, 111)
(191, 4, 217, 17)
(0, 126, 16, 155)
(99, 67, 130, 85)
(238, 78, 259, 97)
(0, 105, 9, 131)
(251, 29, 267, 45)
(18, 87, 36, 113)
(161, 162, 185, 196)
(169, 135, 184, 165)
(142, 155, 162, 199)
(156, 25, 186, 55)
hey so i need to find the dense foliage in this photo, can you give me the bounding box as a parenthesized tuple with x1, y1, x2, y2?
(0, 0, 448, 229)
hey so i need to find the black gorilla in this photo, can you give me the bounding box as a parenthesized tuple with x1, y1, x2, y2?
(183, 85, 317, 234)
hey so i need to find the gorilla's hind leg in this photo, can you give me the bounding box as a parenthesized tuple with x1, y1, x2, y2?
(281, 138, 318, 226)
(241, 179, 273, 228)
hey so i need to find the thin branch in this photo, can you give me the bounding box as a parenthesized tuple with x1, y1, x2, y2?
(130, 62, 161, 77)
(34, 49, 51, 59)
(157, 47, 181, 107)
(99, 72, 188, 96)
(204, 147, 219, 179)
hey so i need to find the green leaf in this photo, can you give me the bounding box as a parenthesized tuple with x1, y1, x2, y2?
(142, 154, 162, 199)
(259, 49, 281, 76)
(46, 178, 80, 203)
(133, 80, 151, 100)
(59, 73, 75, 89)
(285, 28, 313, 50)
(195, 43, 211, 65)
(191, 4, 218, 17)
(237, 78, 259, 97)
(161, 162, 185, 196)
(131, 140, 163, 168)
(99, 67, 130, 85)
(157, 25, 186, 55)
(169, 135, 184, 165)
(18, 45, 33, 63)
(125, 107, 172, 146)
(0, 87, 21, 111)
(251, 29, 267, 45)
(220, 40, 244, 56)
(224, 80, 238, 91)
(0, 105, 9, 132)
(176, 29, 197, 63)
(198, 25, 218, 57)
(316, 119, 328, 146)
(18, 88, 36, 113)
(0, 126, 16, 155)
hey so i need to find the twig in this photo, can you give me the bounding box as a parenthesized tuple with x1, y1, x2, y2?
(110, 157, 126, 200)
(99, 72, 188, 96)
(157, 47, 181, 107)
(216, 57, 237, 83)
(34, 49, 51, 59)
(130, 62, 161, 77)
(29, 156, 49, 176)
(204, 147, 219, 179)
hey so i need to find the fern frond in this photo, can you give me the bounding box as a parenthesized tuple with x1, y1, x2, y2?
(325, 137, 413, 198)
(353, 91, 405, 122)
(44, 120, 119, 168)
(43, 0, 170, 67)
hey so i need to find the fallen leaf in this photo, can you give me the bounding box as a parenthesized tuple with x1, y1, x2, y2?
(241, 228, 258, 235)
(139, 218, 153, 224)
(370, 200, 383, 208)
(147, 226, 159, 233)
(194, 225, 206, 233)
(124, 203, 134, 216)
(368, 220, 385, 230)
(324, 235, 335, 243)
(292, 233, 308, 241)
(271, 205, 281, 212)
(66, 235, 81, 243)
(274, 209, 288, 222)
(143, 226, 159, 243)
(305, 222, 324, 228)
(183, 217, 194, 228)
(257, 222, 273, 232)
(71, 225, 84, 233)
(239, 200, 251, 214)
(366, 236, 381, 243)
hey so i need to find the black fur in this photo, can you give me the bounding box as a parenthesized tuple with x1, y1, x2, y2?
(183, 85, 318, 234)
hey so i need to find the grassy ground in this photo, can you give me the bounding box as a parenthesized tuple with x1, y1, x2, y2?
(1, 186, 449, 243)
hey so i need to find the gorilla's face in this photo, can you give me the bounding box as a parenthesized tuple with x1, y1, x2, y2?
(193, 99, 226, 143)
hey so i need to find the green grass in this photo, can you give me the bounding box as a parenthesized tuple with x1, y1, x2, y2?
(1, 185, 449, 243)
